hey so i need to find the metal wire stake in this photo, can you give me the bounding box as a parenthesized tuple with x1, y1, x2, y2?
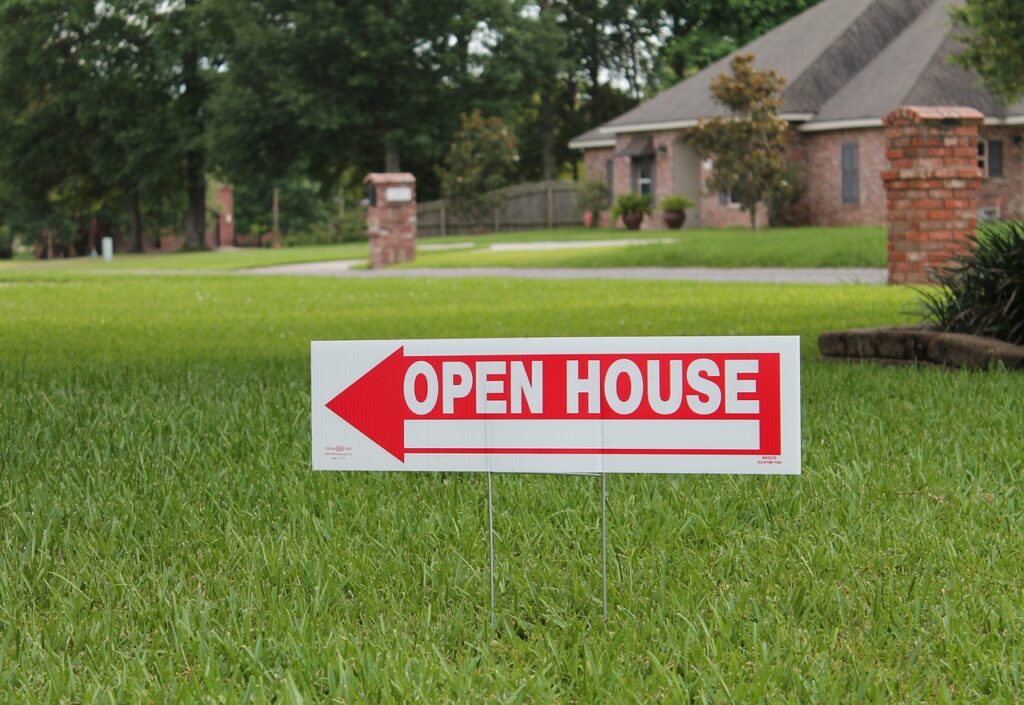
(488, 471, 495, 629)
(601, 471, 608, 622)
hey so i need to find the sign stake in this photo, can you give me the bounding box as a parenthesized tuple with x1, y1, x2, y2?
(487, 470, 495, 629)
(601, 472, 608, 622)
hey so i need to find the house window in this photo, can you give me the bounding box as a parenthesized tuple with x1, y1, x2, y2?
(631, 155, 655, 196)
(718, 190, 740, 206)
(979, 139, 1003, 177)
(841, 142, 859, 204)
(604, 159, 613, 195)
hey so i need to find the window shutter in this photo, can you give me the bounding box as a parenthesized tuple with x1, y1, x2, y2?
(630, 158, 638, 193)
(719, 191, 728, 205)
(988, 140, 1004, 177)
(605, 159, 613, 196)
(841, 143, 860, 204)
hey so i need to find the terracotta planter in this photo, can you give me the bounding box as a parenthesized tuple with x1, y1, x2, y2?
(663, 210, 686, 229)
(621, 212, 644, 231)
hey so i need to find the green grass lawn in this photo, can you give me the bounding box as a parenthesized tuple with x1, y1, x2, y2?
(403, 226, 887, 269)
(0, 241, 371, 273)
(2, 271, 1022, 702)
(0, 225, 887, 275)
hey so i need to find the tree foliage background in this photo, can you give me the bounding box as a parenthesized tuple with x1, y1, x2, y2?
(0, 0, 820, 253)
(951, 0, 1024, 104)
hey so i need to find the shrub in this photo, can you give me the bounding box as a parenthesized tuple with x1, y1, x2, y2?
(577, 180, 609, 215)
(919, 220, 1024, 345)
(767, 163, 807, 226)
(659, 194, 695, 212)
(611, 193, 653, 218)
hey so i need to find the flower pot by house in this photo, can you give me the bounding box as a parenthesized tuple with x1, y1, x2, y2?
(663, 210, 686, 229)
(622, 212, 644, 230)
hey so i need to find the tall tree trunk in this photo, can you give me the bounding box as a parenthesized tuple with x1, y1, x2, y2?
(184, 150, 205, 249)
(539, 86, 556, 180)
(749, 204, 758, 230)
(272, 186, 282, 248)
(127, 189, 144, 253)
(537, 0, 557, 181)
(385, 142, 401, 172)
(182, 0, 206, 250)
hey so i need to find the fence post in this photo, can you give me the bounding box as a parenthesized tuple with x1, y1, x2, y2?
(546, 182, 554, 228)
(440, 201, 447, 237)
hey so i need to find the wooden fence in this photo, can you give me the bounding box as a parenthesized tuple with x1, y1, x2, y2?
(417, 180, 581, 236)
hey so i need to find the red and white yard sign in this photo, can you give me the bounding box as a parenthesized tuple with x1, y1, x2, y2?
(311, 337, 800, 474)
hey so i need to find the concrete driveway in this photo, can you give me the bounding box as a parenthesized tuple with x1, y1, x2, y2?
(240, 260, 887, 284)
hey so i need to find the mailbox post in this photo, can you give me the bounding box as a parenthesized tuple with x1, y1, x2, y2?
(365, 172, 416, 268)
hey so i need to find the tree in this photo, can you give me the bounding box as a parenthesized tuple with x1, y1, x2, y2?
(155, 0, 225, 250)
(0, 0, 216, 253)
(951, 0, 1024, 103)
(437, 110, 518, 220)
(210, 0, 507, 201)
(646, 0, 823, 90)
(689, 54, 788, 229)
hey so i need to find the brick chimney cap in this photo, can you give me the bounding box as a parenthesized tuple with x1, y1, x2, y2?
(884, 106, 984, 126)
(365, 172, 416, 184)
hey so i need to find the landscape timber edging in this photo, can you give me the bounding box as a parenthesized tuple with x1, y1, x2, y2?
(819, 326, 1024, 371)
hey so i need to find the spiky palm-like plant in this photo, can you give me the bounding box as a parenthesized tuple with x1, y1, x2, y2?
(920, 220, 1024, 345)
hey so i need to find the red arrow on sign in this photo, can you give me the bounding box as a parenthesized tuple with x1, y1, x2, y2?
(325, 347, 780, 463)
(325, 346, 408, 461)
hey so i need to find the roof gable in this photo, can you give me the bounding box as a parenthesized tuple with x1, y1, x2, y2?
(574, 0, 1024, 143)
(782, 0, 934, 114)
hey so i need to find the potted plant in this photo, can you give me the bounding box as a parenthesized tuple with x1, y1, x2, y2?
(660, 194, 695, 229)
(577, 180, 610, 228)
(612, 193, 653, 231)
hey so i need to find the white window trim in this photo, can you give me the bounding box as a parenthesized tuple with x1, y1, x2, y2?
(978, 139, 988, 177)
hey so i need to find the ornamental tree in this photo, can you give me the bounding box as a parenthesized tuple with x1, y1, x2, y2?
(688, 53, 788, 229)
(437, 110, 518, 222)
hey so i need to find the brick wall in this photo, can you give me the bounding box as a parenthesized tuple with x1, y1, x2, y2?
(579, 117, 1023, 232)
(582, 147, 614, 184)
(582, 147, 614, 226)
(882, 106, 983, 285)
(799, 128, 887, 227)
(978, 126, 1024, 220)
(698, 154, 759, 228)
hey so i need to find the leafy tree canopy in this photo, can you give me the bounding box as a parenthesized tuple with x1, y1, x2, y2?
(689, 54, 788, 229)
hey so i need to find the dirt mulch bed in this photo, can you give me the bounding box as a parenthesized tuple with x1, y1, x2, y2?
(819, 326, 1024, 370)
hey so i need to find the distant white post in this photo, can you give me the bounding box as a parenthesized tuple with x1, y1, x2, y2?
(101, 237, 113, 263)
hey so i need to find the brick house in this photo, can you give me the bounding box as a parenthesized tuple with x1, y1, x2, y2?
(570, 0, 1024, 228)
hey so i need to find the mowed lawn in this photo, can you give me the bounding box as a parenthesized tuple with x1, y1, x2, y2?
(403, 226, 887, 269)
(2, 271, 1023, 702)
(0, 225, 887, 274)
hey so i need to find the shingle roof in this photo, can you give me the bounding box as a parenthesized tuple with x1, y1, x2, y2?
(570, 0, 1024, 145)
(566, 126, 615, 149)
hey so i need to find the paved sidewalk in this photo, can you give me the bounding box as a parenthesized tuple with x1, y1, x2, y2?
(241, 261, 887, 284)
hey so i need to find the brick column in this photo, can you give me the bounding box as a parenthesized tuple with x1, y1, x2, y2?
(365, 173, 416, 268)
(882, 106, 983, 284)
(217, 186, 235, 248)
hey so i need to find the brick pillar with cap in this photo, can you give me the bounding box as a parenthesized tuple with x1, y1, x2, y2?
(365, 173, 416, 268)
(218, 186, 235, 248)
(882, 106, 983, 285)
